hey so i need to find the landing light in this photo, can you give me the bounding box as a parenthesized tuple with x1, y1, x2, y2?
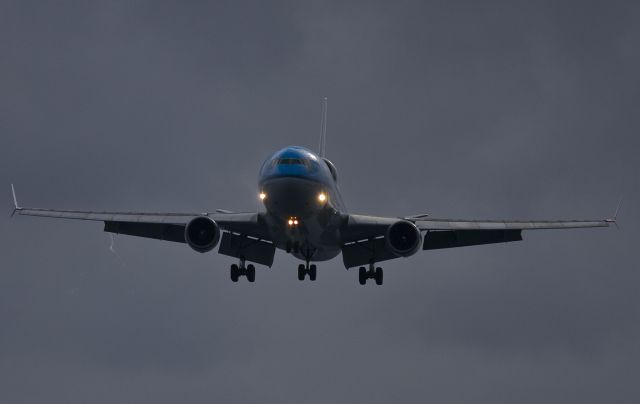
(318, 192, 327, 202)
(288, 219, 294, 225)
(259, 192, 266, 200)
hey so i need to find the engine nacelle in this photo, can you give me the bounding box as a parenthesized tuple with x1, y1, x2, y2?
(385, 220, 422, 257)
(184, 216, 220, 253)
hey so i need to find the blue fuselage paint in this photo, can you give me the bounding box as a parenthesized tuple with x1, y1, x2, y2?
(258, 146, 345, 261)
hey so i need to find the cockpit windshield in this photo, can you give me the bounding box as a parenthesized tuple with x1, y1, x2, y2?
(273, 158, 311, 168)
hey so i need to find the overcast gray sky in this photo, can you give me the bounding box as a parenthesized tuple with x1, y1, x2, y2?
(1, 1, 639, 403)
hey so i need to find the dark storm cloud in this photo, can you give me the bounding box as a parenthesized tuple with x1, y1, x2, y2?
(1, 1, 639, 403)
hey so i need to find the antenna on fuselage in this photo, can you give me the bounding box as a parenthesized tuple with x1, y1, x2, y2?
(318, 97, 328, 158)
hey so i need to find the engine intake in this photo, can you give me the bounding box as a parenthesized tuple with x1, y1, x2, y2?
(385, 220, 422, 257)
(185, 216, 220, 253)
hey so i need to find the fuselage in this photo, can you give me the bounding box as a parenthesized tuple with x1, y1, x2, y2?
(258, 146, 345, 261)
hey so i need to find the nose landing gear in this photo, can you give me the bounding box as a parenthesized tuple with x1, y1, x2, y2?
(296, 244, 318, 281)
(298, 263, 317, 281)
(230, 259, 256, 283)
(358, 264, 383, 285)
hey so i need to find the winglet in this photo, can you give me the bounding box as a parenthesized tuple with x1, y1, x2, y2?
(10, 184, 21, 217)
(605, 196, 623, 229)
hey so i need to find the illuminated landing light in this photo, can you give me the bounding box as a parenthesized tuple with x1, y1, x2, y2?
(259, 192, 266, 201)
(293, 220, 299, 225)
(318, 192, 327, 202)
(288, 219, 294, 225)
(287, 217, 300, 227)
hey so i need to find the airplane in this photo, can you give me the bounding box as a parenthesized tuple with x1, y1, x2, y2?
(10, 103, 617, 285)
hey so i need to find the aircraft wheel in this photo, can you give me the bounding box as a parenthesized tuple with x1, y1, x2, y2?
(230, 264, 239, 282)
(297, 264, 306, 281)
(309, 265, 317, 281)
(375, 267, 383, 285)
(358, 267, 366, 285)
(246, 264, 256, 283)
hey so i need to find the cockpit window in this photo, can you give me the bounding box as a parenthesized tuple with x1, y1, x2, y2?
(279, 158, 303, 165)
(272, 158, 311, 168)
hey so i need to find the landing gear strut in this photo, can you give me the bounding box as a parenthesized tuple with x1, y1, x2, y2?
(358, 264, 383, 285)
(297, 244, 317, 281)
(230, 259, 255, 283)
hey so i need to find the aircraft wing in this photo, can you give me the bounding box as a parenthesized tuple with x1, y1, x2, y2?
(340, 213, 612, 268)
(412, 217, 610, 231)
(10, 182, 277, 267)
(14, 206, 271, 242)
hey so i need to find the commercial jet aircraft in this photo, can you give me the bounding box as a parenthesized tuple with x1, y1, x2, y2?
(11, 103, 616, 285)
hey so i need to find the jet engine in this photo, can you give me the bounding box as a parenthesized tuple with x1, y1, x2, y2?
(185, 216, 221, 253)
(385, 220, 422, 257)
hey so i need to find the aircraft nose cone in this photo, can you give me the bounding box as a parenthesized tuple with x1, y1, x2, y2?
(262, 178, 322, 219)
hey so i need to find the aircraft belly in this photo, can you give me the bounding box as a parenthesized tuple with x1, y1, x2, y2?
(263, 207, 342, 262)
(259, 176, 344, 262)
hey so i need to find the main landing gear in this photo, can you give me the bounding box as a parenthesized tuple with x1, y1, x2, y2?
(296, 243, 317, 281)
(358, 264, 383, 286)
(230, 259, 255, 283)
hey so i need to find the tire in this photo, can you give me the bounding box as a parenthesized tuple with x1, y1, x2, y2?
(298, 264, 305, 281)
(358, 267, 366, 285)
(309, 265, 317, 281)
(375, 267, 383, 285)
(230, 264, 239, 282)
(247, 264, 256, 282)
